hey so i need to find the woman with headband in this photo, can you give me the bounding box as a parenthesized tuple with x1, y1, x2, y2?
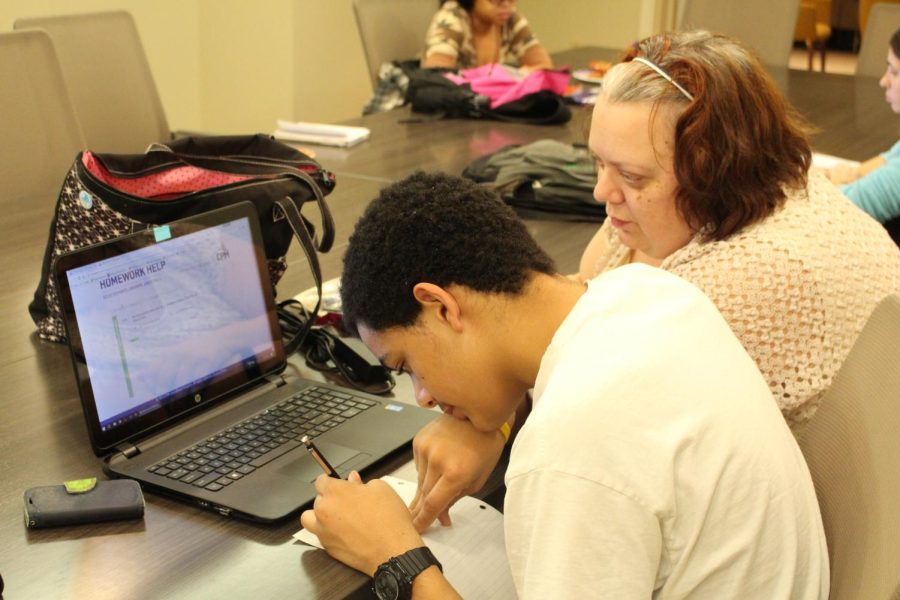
(576, 30, 899, 429)
(405, 30, 900, 544)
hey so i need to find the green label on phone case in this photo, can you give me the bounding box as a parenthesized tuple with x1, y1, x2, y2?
(64, 477, 97, 494)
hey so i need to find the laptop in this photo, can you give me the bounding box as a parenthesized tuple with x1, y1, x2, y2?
(52, 201, 435, 523)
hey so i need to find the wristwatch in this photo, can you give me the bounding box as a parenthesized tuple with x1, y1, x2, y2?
(372, 546, 442, 600)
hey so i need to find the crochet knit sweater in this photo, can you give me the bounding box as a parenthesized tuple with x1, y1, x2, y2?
(589, 171, 900, 430)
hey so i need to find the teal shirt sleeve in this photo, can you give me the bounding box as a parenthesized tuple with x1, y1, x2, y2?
(881, 139, 900, 161)
(842, 139, 900, 223)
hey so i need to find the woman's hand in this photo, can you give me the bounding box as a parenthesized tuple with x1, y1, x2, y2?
(300, 471, 424, 576)
(824, 163, 860, 184)
(409, 415, 506, 532)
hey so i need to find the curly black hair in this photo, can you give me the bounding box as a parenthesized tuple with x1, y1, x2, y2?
(444, 0, 474, 10)
(340, 171, 556, 334)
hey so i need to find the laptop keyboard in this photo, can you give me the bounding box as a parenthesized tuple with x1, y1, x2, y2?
(146, 385, 377, 492)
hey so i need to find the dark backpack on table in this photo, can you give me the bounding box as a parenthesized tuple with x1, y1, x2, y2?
(403, 65, 571, 125)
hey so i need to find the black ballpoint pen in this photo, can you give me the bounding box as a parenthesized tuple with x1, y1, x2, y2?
(302, 435, 341, 479)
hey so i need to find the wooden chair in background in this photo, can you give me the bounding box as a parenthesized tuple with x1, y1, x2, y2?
(794, 0, 832, 71)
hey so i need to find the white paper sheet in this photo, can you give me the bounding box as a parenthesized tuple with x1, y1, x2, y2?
(294, 476, 515, 598)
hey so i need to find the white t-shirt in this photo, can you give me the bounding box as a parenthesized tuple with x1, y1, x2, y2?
(504, 264, 829, 598)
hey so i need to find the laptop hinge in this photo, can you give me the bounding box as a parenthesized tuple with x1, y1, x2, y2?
(265, 374, 287, 388)
(115, 442, 140, 459)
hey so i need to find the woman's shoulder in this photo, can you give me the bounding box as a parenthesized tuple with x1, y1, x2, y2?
(504, 9, 535, 43)
(665, 173, 900, 346)
(507, 8, 530, 27)
(665, 174, 900, 425)
(777, 171, 900, 264)
(671, 173, 900, 276)
(426, 2, 469, 56)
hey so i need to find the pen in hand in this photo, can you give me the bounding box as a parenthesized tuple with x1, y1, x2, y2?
(302, 435, 342, 479)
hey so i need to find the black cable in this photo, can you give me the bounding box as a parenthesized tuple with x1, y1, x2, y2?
(276, 299, 395, 395)
(277, 298, 313, 346)
(303, 328, 395, 395)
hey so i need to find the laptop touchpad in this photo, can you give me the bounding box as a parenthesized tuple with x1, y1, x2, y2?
(277, 441, 362, 482)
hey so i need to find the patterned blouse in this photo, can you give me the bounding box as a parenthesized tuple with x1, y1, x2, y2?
(424, 1, 540, 69)
(588, 170, 900, 431)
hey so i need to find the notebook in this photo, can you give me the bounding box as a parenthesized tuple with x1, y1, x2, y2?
(52, 202, 435, 523)
(273, 120, 370, 148)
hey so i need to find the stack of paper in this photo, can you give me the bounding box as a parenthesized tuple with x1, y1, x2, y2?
(273, 120, 370, 148)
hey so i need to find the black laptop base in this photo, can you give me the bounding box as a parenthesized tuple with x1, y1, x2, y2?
(104, 378, 435, 523)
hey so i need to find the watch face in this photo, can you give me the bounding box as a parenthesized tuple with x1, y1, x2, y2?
(373, 569, 400, 600)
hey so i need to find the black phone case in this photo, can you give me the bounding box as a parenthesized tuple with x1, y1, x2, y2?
(24, 479, 145, 528)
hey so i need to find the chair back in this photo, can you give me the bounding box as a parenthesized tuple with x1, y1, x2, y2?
(856, 2, 900, 77)
(677, 0, 801, 67)
(353, 0, 436, 90)
(860, 0, 900, 41)
(15, 10, 170, 153)
(797, 295, 900, 600)
(0, 30, 84, 205)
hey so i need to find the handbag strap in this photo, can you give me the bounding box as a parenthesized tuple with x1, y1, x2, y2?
(287, 169, 335, 253)
(274, 196, 323, 355)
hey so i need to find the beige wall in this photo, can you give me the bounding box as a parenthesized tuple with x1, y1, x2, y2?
(518, 0, 641, 51)
(197, 0, 295, 134)
(290, 2, 374, 130)
(2, 1, 645, 136)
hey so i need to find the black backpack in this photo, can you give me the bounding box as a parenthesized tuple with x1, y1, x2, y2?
(403, 65, 571, 125)
(405, 67, 489, 118)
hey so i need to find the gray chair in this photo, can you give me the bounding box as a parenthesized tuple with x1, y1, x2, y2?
(15, 10, 171, 153)
(856, 2, 900, 78)
(797, 295, 900, 600)
(352, 0, 437, 90)
(0, 30, 85, 314)
(677, 0, 801, 67)
(0, 30, 85, 206)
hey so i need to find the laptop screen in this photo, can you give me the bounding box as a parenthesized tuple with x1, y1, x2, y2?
(54, 203, 285, 454)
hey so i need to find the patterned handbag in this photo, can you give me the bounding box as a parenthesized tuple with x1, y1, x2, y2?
(29, 134, 335, 343)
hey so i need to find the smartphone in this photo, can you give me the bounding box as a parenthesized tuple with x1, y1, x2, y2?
(23, 479, 144, 528)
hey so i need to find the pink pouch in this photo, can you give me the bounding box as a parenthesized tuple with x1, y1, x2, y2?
(445, 64, 570, 109)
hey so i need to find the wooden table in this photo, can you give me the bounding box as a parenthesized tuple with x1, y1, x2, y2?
(1, 47, 896, 599)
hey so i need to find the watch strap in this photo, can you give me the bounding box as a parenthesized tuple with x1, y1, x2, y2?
(392, 546, 442, 580)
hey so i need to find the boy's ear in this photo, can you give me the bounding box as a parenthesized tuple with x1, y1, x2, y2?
(412, 283, 463, 332)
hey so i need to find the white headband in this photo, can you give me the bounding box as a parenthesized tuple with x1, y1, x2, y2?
(631, 56, 694, 101)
